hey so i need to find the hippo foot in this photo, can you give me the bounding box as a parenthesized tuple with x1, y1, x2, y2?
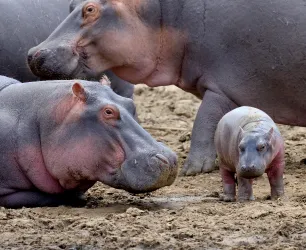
(237, 195, 255, 202)
(270, 194, 287, 201)
(180, 157, 216, 176)
(219, 194, 236, 202)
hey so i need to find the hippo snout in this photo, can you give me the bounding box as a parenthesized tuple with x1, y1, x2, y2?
(237, 164, 265, 179)
(116, 150, 178, 193)
(27, 48, 50, 76)
(27, 45, 79, 79)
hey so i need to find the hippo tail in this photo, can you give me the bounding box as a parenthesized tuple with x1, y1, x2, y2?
(0, 76, 21, 91)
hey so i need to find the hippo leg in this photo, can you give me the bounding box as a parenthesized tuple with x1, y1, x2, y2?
(104, 70, 135, 99)
(180, 91, 237, 176)
(219, 166, 236, 202)
(0, 190, 87, 208)
(266, 154, 285, 200)
(237, 177, 255, 201)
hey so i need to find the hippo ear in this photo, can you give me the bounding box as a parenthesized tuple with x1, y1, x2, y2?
(100, 75, 111, 86)
(265, 127, 274, 142)
(239, 126, 245, 135)
(72, 82, 87, 102)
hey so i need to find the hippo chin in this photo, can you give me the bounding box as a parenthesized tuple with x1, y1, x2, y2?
(215, 106, 285, 202)
(28, 0, 306, 177)
(0, 75, 177, 208)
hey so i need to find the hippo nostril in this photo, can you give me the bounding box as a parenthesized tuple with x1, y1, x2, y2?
(154, 154, 169, 166)
(27, 54, 33, 65)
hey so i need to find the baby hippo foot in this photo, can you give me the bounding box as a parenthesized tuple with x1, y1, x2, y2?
(219, 193, 236, 202)
(237, 194, 255, 202)
(270, 192, 287, 201)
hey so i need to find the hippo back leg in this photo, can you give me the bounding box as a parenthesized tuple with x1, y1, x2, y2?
(219, 164, 236, 202)
(0, 190, 87, 208)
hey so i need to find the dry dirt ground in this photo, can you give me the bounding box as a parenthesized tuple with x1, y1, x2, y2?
(1, 86, 306, 250)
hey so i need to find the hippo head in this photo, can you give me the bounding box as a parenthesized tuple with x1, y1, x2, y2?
(237, 127, 274, 179)
(40, 78, 177, 193)
(27, 0, 163, 84)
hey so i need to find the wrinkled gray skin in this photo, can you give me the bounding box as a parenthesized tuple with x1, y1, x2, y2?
(27, 0, 306, 176)
(215, 106, 285, 202)
(0, 0, 134, 99)
(0, 75, 177, 208)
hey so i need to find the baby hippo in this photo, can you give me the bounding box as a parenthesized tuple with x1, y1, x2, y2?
(214, 106, 285, 202)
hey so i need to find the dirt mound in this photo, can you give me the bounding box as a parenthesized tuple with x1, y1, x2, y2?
(1, 85, 306, 249)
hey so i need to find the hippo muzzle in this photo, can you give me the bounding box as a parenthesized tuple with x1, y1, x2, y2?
(103, 143, 178, 193)
(28, 45, 81, 80)
(237, 163, 266, 179)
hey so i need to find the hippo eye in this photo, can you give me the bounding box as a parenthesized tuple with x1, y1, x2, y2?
(86, 6, 95, 13)
(257, 144, 266, 152)
(239, 145, 245, 153)
(104, 108, 113, 116)
(82, 3, 101, 26)
(101, 105, 120, 122)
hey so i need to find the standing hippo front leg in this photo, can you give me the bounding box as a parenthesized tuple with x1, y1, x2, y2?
(219, 166, 236, 202)
(266, 151, 285, 200)
(180, 90, 237, 176)
(237, 177, 255, 201)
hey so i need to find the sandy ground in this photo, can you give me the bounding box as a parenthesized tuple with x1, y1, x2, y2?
(1, 86, 306, 250)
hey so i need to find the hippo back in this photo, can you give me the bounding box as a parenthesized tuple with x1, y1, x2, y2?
(0, 76, 21, 91)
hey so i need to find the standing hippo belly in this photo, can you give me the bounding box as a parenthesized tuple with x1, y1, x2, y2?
(214, 106, 285, 202)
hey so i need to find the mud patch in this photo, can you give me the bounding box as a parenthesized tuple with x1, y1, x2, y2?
(1, 85, 306, 249)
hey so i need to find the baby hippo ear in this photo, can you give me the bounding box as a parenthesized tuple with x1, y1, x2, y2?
(100, 75, 111, 86)
(239, 126, 245, 135)
(72, 82, 87, 102)
(265, 127, 274, 142)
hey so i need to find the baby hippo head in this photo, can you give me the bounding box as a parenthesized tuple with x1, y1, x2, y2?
(237, 127, 274, 178)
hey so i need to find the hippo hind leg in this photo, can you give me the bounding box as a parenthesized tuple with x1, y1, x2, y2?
(237, 177, 255, 201)
(0, 190, 87, 208)
(219, 166, 236, 202)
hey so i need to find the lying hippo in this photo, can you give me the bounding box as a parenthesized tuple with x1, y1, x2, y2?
(0, 0, 134, 99)
(27, 0, 306, 176)
(215, 106, 285, 202)
(0, 75, 177, 208)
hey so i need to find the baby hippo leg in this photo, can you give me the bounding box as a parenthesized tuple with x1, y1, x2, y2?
(266, 153, 285, 199)
(220, 166, 236, 202)
(237, 177, 254, 201)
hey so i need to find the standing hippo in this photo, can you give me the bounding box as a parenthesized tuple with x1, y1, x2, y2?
(0, 0, 134, 99)
(27, 0, 306, 176)
(0, 75, 177, 208)
(215, 106, 285, 202)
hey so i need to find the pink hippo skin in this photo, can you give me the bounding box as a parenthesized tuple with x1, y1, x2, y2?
(214, 106, 285, 202)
